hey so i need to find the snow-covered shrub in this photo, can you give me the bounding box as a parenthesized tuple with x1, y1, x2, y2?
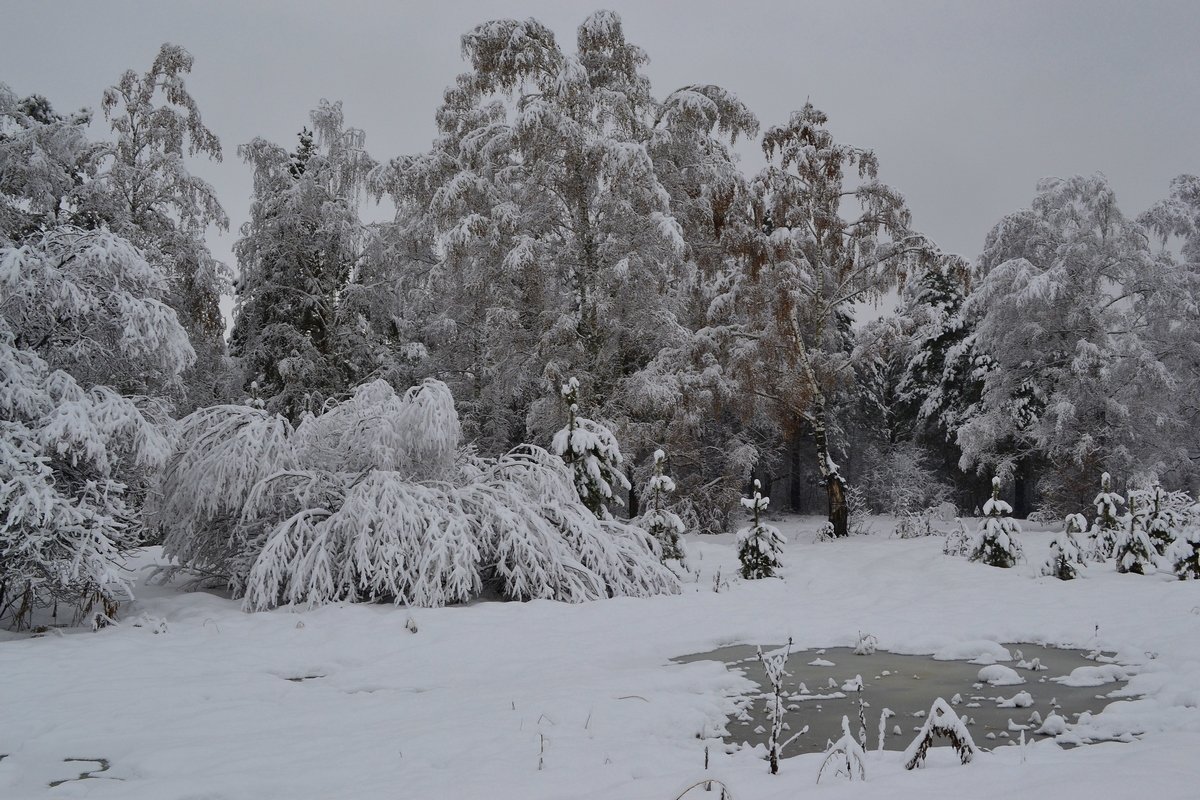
(857, 442, 952, 515)
(1114, 494, 1157, 576)
(1128, 484, 1192, 556)
(1, 228, 190, 628)
(1168, 525, 1200, 580)
(635, 449, 686, 563)
(893, 507, 940, 539)
(942, 519, 971, 556)
(968, 477, 1023, 568)
(154, 379, 678, 609)
(1043, 513, 1087, 580)
(551, 377, 630, 519)
(736, 479, 784, 579)
(816, 715, 867, 783)
(757, 640, 792, 775)
(903, 697, 977, 769)
(845, 482, 873, 536)
(1088, 472, 1124, 561)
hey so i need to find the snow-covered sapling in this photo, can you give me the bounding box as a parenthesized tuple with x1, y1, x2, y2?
(1169, 525, 1200, 580)
(551, 377, 631, 520)
(1115, 494, 1157, 575)
(876, 708, 895, 751)
(902, 698, 978, 770)
(637, 449, 687, 563)
(757, 638, 793, 775)
(1131, 484, 1191, 556)
(737, 480, 785, 579)
(942, 519, 971, 556)
(1043, 514, 1087, 580)
(1089, 472, 1124, 561)
(853, 631, 878, 655)
(816, 715, 867, 784)
(969, 477, 1023, 568)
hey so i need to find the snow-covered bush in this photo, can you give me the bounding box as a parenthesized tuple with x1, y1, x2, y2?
(942, 519, 971, 556)
(736, 479, 784, 579)
(845, 483, 873, 536)
(903, 698, 977, 770)
(857, 442, 952, 515)
(1129, 484, 1192, 556)
(968, 477, 1023, 568)
(1043, 513, 1087, 580)
(893, 507, 941, 539)
(816, 715, 867, 783)
(1088, 472, 1124, 561)
(551, 378, 630, 519)
(154, 379, 678, 609)
(1169, 525, 1200, 580)
(635, 449, 686, 563)
(1, 228, 190, 628)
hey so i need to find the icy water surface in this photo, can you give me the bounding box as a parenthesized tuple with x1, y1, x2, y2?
(674, 644, 1137, 754)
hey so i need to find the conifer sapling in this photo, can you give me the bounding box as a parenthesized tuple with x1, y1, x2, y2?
(968, 477, 1023, 568)
(736, 479, 785, 579)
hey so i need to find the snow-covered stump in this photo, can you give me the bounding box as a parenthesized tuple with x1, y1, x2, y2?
(902, 697, 978, 770)
(1043, 513, 1087, 580)
(736, 480, 784, 579)
(816, 715, 868, 784)
(969, 477, 1023, 568)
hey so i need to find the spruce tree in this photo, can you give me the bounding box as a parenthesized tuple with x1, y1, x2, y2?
(551, 378, 630, 519)
(1043, 514, 1086, 580)
(1115, 494, 1157, 575)
(736, 479, 784, 579)
(1088, 472, 1124, 561)
(638, 449, 686, 562)
(968, 477, 1023, 568)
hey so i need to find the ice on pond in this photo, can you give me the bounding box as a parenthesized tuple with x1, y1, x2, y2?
(673, 643, 1135, 755)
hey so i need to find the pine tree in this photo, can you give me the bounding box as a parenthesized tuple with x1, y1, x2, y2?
(969, 477, 1023, 568)
(551, 378, 630, 519)
(736, 479, 784, 579)
(637, 449, 686, 562)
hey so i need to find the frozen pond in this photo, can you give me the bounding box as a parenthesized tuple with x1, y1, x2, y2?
(674, 643, 1137, 754)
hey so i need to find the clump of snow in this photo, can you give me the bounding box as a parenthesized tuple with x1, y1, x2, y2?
(977, 664, 1025, 686)
(1051, 664, 1129, 687)
(996, 690, 1034, 708)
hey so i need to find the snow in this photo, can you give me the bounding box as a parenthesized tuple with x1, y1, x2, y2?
(977, 665, 1026, 686)
(1052, 664, 1131, 688)
(3, 515, 1200, 799)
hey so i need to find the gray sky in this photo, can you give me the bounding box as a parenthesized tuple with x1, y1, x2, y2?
(4, 0, 1198, 276)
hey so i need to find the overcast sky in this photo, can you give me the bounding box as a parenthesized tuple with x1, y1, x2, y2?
(4, 0, 1198, 274)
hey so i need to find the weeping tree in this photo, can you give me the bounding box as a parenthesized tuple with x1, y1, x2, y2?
(152, 378, 678, 609)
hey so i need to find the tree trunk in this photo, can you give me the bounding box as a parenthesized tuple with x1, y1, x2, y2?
(626, 466, 639, 518)
(812, 402, 849, 537)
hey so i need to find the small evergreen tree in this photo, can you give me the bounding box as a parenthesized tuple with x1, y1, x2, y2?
(736, 479, 784, 579)
(637, 449, 686, 563)
(1088, 472, 1124, 561)
(1130, 484, 1189, 556)
(1115, 494, 1157, 575)
(1043, 513, 1086, 580)
(968, 477, 1023, 568)
(551, 378, 630, 519)
(1169, 525, 1200, 580)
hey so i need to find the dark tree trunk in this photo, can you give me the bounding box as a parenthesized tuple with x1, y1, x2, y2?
(812, 402, 849, 537)
(626, 467, 639, 518)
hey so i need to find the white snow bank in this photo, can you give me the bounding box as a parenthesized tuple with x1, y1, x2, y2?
(934, 640, 1013, 662)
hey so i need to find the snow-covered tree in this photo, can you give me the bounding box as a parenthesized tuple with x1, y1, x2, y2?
(636, 448, 686, 562)
(90, 43, 232, 411)
(551, 377, 630, 519)
(1044, 513, 1086, 580)
(1089, 471, 1124, 561)
(736, 479, 784, 579)
(153, 378, 677, 608)
(969, 477, 1023, 568)
(959, 176, 1182, 513)
(1115, 494, 1157, 575)
(712, 103, 933, 536)
(1, 227, 191, 628)
(0, 85, 97, 243)
(1169, 524, 1200, 580)
(1129, 484, 1191, 556)
(230, 101, 377, 422)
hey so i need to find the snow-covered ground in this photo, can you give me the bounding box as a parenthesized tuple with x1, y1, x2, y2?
(3, 515, 1200, 799)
